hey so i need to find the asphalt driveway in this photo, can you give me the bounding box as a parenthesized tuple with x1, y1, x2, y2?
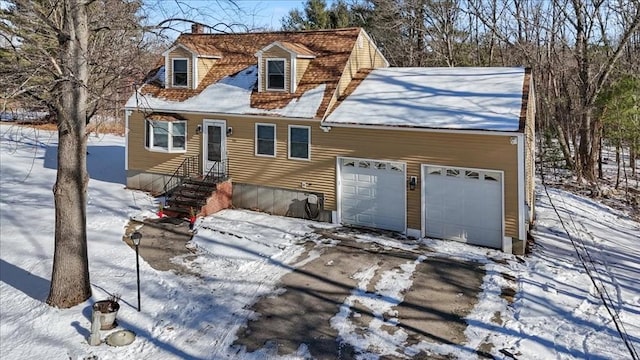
(125, 219, 486, 359)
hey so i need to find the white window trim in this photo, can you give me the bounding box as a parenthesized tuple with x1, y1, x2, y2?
(288, 125, 311, 161)
(145, 119, 187, 153)
(266, 58, 287, 92)
(255, 123, 277, 158)
(171, 58, 189, 88)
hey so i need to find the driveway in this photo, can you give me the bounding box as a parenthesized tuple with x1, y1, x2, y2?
(124, 219, 486, 359)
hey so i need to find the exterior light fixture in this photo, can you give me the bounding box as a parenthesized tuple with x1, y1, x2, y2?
(409, 176, 417, 191)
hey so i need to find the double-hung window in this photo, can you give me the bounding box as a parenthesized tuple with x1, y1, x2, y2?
(266, 59, 285, 90)
(288, 125, 310, 160)
(172, 59, 188, 87)
(256, 123, 276, 157)
(145, 120, 186, 152)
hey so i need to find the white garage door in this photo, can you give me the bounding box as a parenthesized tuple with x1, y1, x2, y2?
(340, 158, 406, 232)
(423, 166, 503, 249)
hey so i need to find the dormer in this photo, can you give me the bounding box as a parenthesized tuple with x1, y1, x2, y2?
(162, 40, 222, 90)
(255, 41, 316, 93)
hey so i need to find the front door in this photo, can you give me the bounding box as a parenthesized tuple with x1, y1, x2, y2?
(203, 120, 226, 177)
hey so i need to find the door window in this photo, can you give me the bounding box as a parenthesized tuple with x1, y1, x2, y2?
(207, 125, 222, 161)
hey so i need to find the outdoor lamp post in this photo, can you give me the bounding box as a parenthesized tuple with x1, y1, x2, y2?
(131, 231, 142, 312)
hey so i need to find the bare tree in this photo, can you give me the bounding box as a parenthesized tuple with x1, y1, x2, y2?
(1, 0, 148, 308)
(1, 0, 94, 307)
(1, 0, 242, 308)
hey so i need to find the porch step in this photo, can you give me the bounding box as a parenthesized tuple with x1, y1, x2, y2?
(164, 177, 219, 218)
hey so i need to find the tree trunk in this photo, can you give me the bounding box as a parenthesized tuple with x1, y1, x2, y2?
(47, 0, 91, 308)
(556, 125, 575, 170)
(577, 111, 598, 182)
(616, 144, 621, 189)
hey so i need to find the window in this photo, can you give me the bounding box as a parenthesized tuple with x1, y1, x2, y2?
(172, 59, 188, 87)
(446, 169, 460, 177)
(358, 160, 371, 169)
(288, 125, 310, 160)
(465, 170, 480, 180)
(145, 120, 186, 152)
(266, 59, 285, 90)
(256, 123, 276, 157)
(428, 167, 442, 175)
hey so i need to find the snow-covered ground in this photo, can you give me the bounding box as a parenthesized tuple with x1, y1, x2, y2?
(1, 124, 639, 359)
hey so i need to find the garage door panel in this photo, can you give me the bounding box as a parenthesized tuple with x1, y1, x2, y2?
(424, 166, 502, 249)
(340, 158, 405, 233)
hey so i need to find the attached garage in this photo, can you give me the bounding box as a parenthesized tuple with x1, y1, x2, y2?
(422, 165, 504, 249)
(338, 158, 406, 232)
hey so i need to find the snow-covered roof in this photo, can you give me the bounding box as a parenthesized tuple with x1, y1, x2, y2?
(128, 28, 368, 119)
(324, 67, 527, 132)
(126, 65, 326, 119)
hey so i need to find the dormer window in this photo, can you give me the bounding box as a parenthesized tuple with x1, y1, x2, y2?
(266, 59, 285, 90)
(172, 59, 188, 87)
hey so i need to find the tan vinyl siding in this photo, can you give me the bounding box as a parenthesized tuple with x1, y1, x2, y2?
(128, 111, 520, 238)
(525, 80, 536, 221)
(128, 111, 201, 174)
(325, 31, 389, 115)
(222, 118, 519, 238)
(168, 47, 192, 88)
(295, 58, 311, 84)
(197, 58, 217, 86)
(336, 32, 388, 99)
(261, 46, 291, 92)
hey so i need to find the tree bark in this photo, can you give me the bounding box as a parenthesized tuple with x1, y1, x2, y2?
(47, 0, 91, 308)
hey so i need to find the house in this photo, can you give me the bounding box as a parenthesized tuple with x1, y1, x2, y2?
(124, 26, 535, 255)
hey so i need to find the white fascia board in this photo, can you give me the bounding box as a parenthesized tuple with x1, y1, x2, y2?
(256, 41, 315, 59)
(256, 42, 294, 57)
(192, 54, 198, 89)
(162, 43, 196, 57)
(290, 53, 297, 93)
(257, 54, 263, 92)
(320, 121, 523, 137)
(164, 56, 168, 89)
(198, 55, 222, 59)
(122, 108, 321, 122)
(517, 133, 526, 241)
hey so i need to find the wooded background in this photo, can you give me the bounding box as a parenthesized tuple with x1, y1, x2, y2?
(0, 0, 637, 307)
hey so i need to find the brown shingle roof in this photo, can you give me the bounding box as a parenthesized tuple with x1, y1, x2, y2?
(139, 28, 362, 118)
(278, 41, 316, 57)
(146, 112, 186, 122)
(178, 37, 222, 58)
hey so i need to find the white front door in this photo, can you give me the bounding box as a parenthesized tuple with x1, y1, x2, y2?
(422, 165, 503, 249)
(339, 157, 406, 232)
(203, 120, 226, 177)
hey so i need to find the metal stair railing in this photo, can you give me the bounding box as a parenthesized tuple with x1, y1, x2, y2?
(163, 154, 201, 195)
(180, 159, 229, 210)
(203, 158, 229, 183)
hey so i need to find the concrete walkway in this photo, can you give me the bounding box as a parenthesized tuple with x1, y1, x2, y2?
(122, 217, 196, 275)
